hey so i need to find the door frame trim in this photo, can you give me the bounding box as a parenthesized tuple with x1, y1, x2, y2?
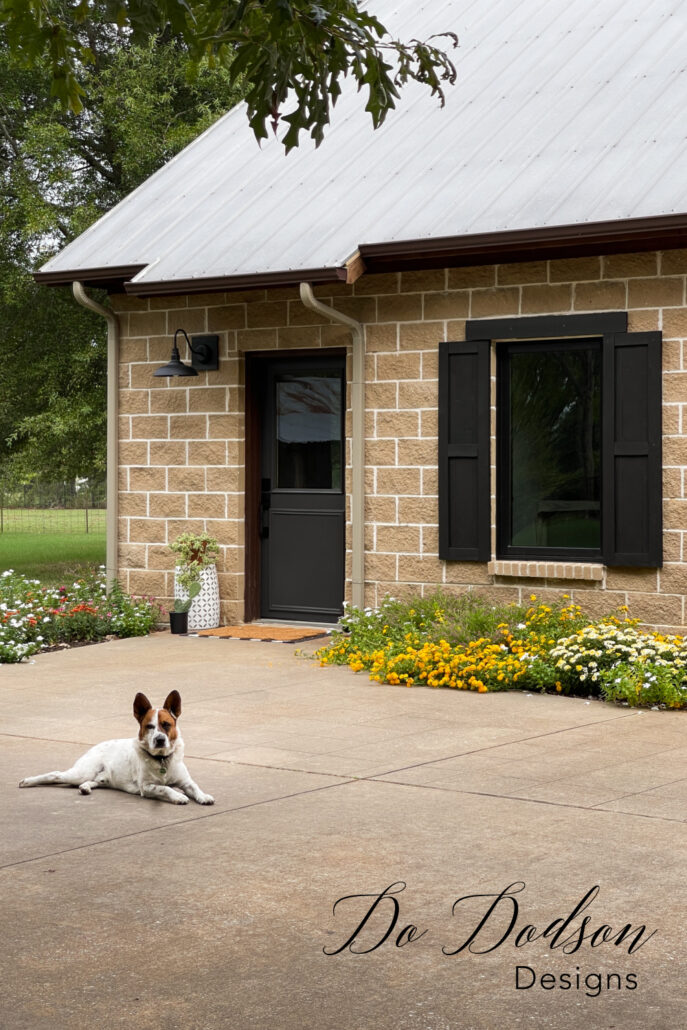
(243, 348, 348, 622)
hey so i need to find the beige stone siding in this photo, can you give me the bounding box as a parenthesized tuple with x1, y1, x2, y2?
(112, 249, 687, 630)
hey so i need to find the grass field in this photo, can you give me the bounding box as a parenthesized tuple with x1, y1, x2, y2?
(0, 507, 106, 535)
(0, 509, 106, 583)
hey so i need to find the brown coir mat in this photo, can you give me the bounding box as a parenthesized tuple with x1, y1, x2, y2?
(196, 625, 330, 643)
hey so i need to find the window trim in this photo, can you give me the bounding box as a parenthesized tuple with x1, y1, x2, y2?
(466, 311, 628, 341)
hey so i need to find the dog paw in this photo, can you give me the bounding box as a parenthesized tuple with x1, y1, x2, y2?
(198, 794, 215, 805)
(173, 794, 189, 804)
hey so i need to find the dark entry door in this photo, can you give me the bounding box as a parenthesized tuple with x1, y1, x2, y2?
(259, 356, 345, 622)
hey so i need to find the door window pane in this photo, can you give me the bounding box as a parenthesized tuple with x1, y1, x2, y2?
(508, 343, 601, 550)
(276, 371, 342, 489)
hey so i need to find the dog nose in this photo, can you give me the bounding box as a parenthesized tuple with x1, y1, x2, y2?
(153, 735, 167, 748)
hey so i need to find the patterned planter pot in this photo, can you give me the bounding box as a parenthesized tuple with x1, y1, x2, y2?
(174, 565, 220, 631)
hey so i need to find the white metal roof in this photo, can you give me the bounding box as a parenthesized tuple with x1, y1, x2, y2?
(37, 0, 687, 291)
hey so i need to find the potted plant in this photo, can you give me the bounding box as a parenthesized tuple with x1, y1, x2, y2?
(168, 582, 201, 634)
(170, 532, 220, 631)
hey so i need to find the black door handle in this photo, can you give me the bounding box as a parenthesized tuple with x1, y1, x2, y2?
(259, 478, 271, 538)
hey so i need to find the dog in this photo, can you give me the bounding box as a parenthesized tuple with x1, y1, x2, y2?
(19, 690, 214, 806)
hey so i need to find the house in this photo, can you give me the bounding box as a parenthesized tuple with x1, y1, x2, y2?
(36, 0, 687, 630)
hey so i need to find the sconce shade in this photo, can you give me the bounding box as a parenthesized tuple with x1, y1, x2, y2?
(153, 342, 199, 377)
(153, 329, 219, 377)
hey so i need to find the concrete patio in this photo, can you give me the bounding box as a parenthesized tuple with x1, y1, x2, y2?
(1, 632, 685, 1029)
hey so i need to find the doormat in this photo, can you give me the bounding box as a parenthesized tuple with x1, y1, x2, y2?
(195, 625, 330, 643)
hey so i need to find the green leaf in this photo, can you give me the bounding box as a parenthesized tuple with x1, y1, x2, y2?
(0, 0, 458, 151)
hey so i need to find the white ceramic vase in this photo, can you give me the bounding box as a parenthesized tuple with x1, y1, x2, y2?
(174, 565, 220, 631)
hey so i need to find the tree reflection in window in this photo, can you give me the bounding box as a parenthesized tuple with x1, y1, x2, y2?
(276, 372, 343, 490)
(508, 341, 601, 549)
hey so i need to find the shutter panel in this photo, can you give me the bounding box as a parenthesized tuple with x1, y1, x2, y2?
(602, 331, 662, 566)
(438, 340, 491, 561)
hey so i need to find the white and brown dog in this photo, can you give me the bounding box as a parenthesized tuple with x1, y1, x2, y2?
(19, 691, 214, 806)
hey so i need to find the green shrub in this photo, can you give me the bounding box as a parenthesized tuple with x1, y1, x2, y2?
(0, 568, 161, 662)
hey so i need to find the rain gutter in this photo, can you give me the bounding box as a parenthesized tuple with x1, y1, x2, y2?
(72, 283, 119, 592)
(34, 213, 687, 297)
(299, 283, 365, 610)
(357, 213, 687, 272)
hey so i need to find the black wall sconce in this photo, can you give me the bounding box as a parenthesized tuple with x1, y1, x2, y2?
(153, 329, 220, 377)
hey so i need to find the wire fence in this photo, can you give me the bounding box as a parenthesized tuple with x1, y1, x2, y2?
(0, 479, 106, 535)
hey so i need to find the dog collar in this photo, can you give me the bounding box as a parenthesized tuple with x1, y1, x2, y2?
(149, 752, 169, 775)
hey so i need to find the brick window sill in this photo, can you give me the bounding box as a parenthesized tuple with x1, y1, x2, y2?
(487, 560, 604, 582)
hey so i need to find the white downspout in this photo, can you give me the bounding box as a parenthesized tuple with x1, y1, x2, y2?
(299, 283, 365, 609)
(72, 282, 119, 592)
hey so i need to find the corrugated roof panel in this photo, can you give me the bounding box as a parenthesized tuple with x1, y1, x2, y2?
(39, 0, 687, 288)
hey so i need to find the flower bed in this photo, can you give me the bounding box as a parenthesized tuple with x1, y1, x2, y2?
(317, 593, 687, 709)
(0, 568, 162, 664)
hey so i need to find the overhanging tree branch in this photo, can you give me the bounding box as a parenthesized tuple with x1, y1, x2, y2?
(0, 0, 459, 151)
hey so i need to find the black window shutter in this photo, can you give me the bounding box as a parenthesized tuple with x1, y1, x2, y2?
(438, 340, 491, 561)
(602, 331, 662, 566)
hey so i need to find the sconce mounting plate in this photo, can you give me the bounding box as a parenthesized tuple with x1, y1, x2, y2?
(190, 334, 220, 372)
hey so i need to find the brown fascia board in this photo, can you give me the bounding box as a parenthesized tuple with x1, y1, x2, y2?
(357, 214, 687, 272)
(34, 262, 346, 297)
(32, 213, 687, 296)
(124, 266, 347, 296)
(33, 265, 146, 292)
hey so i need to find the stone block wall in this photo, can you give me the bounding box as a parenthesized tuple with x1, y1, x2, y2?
(112, 249, 687, 630)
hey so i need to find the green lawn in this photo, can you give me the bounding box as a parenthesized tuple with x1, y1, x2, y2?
(0, 507, 106, 582)
(0, 507, 105, 534)
(0, 531, 106, 583)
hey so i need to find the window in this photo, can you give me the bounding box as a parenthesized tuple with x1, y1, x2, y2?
(498, 338, 602, 559)
(439, 313, 662, 568)
(275, 371, 343, 490)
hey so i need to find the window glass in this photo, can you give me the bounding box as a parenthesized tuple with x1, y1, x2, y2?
(507, 342, 601, 550)
(275, 371, 342, 490)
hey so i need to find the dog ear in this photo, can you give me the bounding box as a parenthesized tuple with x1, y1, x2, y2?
(163, 690, 182, 720)
(133, 692, 152, 724)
